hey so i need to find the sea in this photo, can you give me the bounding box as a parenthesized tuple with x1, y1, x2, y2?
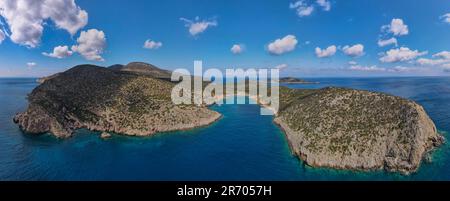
(0, 77, 449, 181)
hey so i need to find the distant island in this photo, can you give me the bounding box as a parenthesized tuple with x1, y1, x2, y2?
(279, 77, 319, 84)
(15, 62, 444, 174)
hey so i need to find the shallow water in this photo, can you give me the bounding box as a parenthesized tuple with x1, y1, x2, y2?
(0, 77, 449, 180)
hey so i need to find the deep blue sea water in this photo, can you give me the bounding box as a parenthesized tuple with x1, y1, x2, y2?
(0, 77, 449, 181)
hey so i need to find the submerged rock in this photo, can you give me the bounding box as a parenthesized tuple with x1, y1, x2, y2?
(275, 87, 444, 174)
(100, 132, 112, 139)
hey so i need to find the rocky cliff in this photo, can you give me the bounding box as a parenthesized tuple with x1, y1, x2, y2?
(15, 64, 221, 138)
(275, 87, 444, 174)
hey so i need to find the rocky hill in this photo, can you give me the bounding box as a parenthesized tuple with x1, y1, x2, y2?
(275, 87, 444, 174)
(15, 64, 220, 138)
(109, 62, 172, 79)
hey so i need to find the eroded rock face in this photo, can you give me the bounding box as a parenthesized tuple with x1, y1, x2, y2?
(275, 87, 444, 174)
(14, 64, 221, 138)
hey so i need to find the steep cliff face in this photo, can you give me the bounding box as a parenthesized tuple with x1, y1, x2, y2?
(275, 87, 444, 174)
(14, 64, 221, 138)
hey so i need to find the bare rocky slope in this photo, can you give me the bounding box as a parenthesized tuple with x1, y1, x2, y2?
(275, 87, 444, 174)
(15, 64, 220, 138)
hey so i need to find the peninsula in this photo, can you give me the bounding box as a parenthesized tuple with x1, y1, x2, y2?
(15, 62, 221, 138)
(14, 62, 444, 174)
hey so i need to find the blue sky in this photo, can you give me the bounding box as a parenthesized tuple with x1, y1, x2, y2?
(0, 0, 449, 77)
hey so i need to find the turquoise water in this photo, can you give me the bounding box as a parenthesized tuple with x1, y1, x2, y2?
(0, 77, 449, 180)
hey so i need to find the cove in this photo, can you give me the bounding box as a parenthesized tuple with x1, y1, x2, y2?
(1, 78, 450, 180)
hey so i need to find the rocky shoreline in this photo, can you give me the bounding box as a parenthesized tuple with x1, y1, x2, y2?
(14, 63, 222, 138)
(14, 62, 445, 175)
(274, 87, 444, 174)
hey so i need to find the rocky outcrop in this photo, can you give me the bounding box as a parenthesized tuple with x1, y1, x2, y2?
(275, 87, 444, 174)
(36, 73, 61, 84)
(100, 132, 112, 139)
(14, 64, 221, 138)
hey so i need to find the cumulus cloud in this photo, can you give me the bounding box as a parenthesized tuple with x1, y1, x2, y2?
(180, 17, 217, 36)
(433, 51, 450, 60)
(0, 0, 88, 48)
(316, 0, 331, 11)
(0, 29, 5, 44)
(267, 35, 298, 55)
(379, 47, 427, 63)
(315, 45, 336, 58)
(377, 37, 397, 47)
(342, 44, 364, 57)
(348, 61, 357, 65)
(382, 18, 409, 36)
(230, 44, 244, 54)
(349, 65, 386, 72)
(275, 64, 288, 70)
(416, 58, 448, 66)
(441, 13, 450, 24)
(416, 51, 450, 66)
(143, 39, 162, 49)
(71, 29, 106, 61)
(26, 62, 37, 68)
(42, 45, 73, 59)
(289, 1, 314, 17)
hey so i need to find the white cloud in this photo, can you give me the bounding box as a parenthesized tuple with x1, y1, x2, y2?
(267, 35, 298, 55)
(441, 13, 450, 24)
(230, 44, 244, 54)
(433, 51, 450, 60)
(382, 18, 409, 36)
(348, 61, 357, 65)
(349, 65, 386, 72)
(71, 29, 106, 61)
(391, 66, 423, 73)
(275, 64, 288, 70)
(342, 44, 364, 57)
(416, 51, 450, 66)
(377, 37, 397, 47)
(315, 45, 336, 58)
(0, 0, 88, 48)
(42, 45, 73, 59)
(27, 62, 37, 68)
(0, 29, 5, 44)
(143, 39, 162, 49)
(416, 58, 447, 66)
(316, 0, 331, 11)
(379, 47, 427, 63)
(290, 1, 314, 17)
(180, 17, 217, 36)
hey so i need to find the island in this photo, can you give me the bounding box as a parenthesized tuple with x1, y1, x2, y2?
(15, 62, 221, 138)
(279, 77, 319, 84)
(15, 62, 444, 174)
